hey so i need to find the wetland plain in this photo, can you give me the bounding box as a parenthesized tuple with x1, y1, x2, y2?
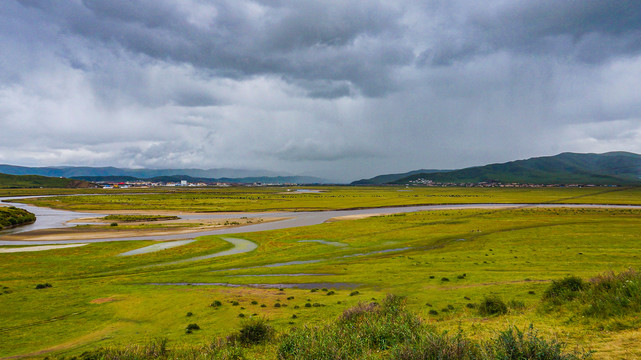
(1, 186, 641, 359)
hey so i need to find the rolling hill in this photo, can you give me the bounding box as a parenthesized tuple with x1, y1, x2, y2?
(389, 152, 641, 185)
(351, 169, 448, 185)
(0, 173, 95, 189)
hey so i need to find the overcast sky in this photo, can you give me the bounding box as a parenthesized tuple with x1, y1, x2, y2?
(2, 1, 641, 182)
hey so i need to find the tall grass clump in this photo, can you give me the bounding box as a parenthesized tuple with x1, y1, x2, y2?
(277, 294, 422, 359)
(75, 337, 169, 360)
(478, 295, 508, 316)
(484, 325, 591, 360)
(73, 337, 246, 360)
(543, 276, 586, 305)
(230, 318, 274, 346)
(390, 325, 590, 360)
(391, 330, 481, 359)
(583, 268, 641, 318)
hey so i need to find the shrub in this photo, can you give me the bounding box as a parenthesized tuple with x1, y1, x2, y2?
(543, 276, 586, 304)
(428, 309, 439, 315)
(349, 291, 360, 296)
(185, 323, 200, 331)
(478, 295, 507, 316)
(110, 222, 118, 227)
(235, 318, 274, 346)
(35, 283, 52, 289)
(186, 312, 193, 317)
(251, 300, 258, 305)
(211, 300, 222, 308)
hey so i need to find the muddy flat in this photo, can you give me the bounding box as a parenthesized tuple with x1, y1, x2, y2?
(2, 217, 288, 241)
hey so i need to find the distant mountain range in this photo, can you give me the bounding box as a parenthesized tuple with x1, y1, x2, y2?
(0, 173, 94, 189)
(0, 165, 329, 185)
(353, 152, 641, 185)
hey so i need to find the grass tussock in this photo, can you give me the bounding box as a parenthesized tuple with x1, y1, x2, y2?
(583, 268, 641, 318)
(478, 295, 508, 316)
(543, 269, 641, 320)
(278, 294, 422, 359)
(543, 276, 587, 304)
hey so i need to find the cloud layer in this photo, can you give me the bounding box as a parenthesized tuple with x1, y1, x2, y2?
(2, 0, 641, 181)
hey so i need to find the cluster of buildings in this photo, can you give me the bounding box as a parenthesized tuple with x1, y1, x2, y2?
(407, 179, 605, 188)
(100, 180, 219, 189)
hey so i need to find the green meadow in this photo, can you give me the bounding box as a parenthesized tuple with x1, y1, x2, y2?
(1, 187, 641, 358)
(14, 186, 641, 212)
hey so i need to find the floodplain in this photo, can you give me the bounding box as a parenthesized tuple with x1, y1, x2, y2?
(1, 186, 641, 359)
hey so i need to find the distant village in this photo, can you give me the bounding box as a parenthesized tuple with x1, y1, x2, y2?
(97, 180, 301, 188)
(407, 178, 614, 188)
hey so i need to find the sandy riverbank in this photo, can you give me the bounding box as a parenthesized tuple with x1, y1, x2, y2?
(2, 217, 289, 241)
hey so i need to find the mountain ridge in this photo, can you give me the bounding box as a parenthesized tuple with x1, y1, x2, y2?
(0, 165, 330, 184)
(389, 152, 641, 185)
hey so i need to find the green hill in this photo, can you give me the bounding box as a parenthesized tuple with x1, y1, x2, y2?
(0, 173, 95, 189)
(392, 152, 641, 185)
(351, 169, 448, 185)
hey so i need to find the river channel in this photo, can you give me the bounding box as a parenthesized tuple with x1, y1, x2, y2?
(2, 195, 641, 246)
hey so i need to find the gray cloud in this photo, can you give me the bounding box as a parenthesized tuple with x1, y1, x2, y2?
(2, 1, 641, 181)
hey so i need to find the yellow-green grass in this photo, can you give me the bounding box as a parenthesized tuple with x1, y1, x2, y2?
(2, 207, 641, 358)
(14, 186, 641, 213)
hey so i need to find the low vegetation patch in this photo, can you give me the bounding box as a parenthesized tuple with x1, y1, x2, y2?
(543, 276, 587, 304)
(63, 296, 588, 360)
(543, 269, 641, 321)
(103, 214, 180, 222)
(0, 206, 35, 229)
(478, 295, 508, 316)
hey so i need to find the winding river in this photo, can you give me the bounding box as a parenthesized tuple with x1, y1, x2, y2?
(2, 195, 641, 248)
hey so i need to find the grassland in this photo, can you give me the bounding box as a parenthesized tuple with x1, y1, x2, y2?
(2, 194, 641, 358)
(0, 206, 35, 229)
(13, 186, 641, 213)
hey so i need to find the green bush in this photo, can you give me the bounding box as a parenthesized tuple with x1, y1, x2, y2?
(543, 276, 586, 304)
(478, 295, 507, 316)
(234, 318, 274, 346)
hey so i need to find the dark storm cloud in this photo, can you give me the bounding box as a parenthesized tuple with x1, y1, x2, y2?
(19, 0, 411, 98)
(2, 0, 641, 181)
(419, 0, 641, 66)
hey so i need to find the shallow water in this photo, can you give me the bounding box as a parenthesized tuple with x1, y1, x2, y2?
(118, 239, 196, 256)
(298, 239, 347, 247)
(144, 282, 359, 289)
(226, 273, 334, 277)
(212, 246, 411, 273)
